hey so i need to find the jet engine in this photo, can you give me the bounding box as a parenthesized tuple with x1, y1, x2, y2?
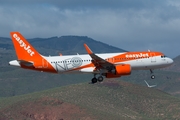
(106, 64, 131, 78)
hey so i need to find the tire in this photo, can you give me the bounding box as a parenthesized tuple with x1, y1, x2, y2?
(97, 76, 103, 82)
(151, 75, 155, 79)
(92, 78, 98, 84)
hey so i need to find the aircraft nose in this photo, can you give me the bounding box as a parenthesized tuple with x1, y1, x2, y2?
(168, 58, 174, 65)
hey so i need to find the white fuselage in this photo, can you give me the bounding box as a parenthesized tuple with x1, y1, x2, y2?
(42, 52, 173, 73)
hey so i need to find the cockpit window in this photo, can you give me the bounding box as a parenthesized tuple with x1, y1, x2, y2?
(161, 55, 167, 58)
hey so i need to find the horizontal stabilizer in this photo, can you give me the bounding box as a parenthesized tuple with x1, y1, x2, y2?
(18, 60, 34, 67)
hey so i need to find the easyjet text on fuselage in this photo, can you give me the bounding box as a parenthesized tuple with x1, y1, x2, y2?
(126, 53, 149, 58)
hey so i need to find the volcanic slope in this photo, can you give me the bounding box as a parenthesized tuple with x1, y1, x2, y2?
(0, 80, 180, 120)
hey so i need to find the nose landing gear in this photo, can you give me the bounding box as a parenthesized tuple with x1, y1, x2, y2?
(151, 75, 155, 79)
(150, 69, 155, 79)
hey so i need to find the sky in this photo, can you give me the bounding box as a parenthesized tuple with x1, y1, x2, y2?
(0, 0, 180, 58)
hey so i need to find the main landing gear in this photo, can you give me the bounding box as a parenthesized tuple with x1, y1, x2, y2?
(91, 74, 104, 84)
(150, 69, 155, 79)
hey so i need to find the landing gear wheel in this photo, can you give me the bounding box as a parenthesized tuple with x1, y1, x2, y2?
(97, 76, 103, 82)
(92, 78, 98, 84)
(151, 75, 155, 79)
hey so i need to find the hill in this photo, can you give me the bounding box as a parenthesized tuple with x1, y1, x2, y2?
(0, 80, 180, 120)
(0, 36, 126, 55)
(121, 55, 180, 97)
(163, 55, 180, 72)
(0, 35, 125, 97)
(0, 35, 180, 97)
(1, 35, 180, 119)
(28, 36, 126, 55)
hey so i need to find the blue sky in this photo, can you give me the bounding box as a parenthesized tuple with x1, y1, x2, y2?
(0, 0, 180, 58)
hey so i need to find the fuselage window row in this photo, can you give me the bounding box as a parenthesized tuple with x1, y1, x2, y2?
(51, 60, 92, 64)
(50, 57, 153, 63)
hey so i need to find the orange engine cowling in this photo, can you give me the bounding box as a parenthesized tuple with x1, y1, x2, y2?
(106, 64, 131, 78)
(115, 64, 131, 75)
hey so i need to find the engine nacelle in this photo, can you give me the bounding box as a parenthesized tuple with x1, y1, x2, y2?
(106, 64, 131, 78)
(115, 64, 131, 75)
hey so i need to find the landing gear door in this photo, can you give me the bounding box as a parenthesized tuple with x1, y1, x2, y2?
(150, 53, 156, 62)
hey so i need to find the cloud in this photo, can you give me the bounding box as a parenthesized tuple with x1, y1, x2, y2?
(0, 0, 179, 57)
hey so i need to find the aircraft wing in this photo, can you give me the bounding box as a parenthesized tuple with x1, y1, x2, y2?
(84, 44, 114, 72)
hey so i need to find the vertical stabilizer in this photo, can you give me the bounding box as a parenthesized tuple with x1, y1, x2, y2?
(10, 32, 41, 61)
(10, 32, 57, 73)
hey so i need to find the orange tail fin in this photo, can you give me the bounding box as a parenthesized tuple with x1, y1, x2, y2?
(10, 32, 57, 73)
(10, 32, 41, 61)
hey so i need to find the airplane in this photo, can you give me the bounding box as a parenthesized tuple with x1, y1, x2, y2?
(144, 80, 157, 88)
(9, 32, 174, 83)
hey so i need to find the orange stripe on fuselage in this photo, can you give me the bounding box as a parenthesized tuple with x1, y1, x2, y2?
(106, 51, 163, 63)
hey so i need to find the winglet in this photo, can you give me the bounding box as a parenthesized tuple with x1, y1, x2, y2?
(84, 43, 93, 54)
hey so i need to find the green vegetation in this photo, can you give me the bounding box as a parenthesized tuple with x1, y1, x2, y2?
(0, 36, 180, 97)
(0, 36, 180, 119)
(0, 80, 180, 120)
